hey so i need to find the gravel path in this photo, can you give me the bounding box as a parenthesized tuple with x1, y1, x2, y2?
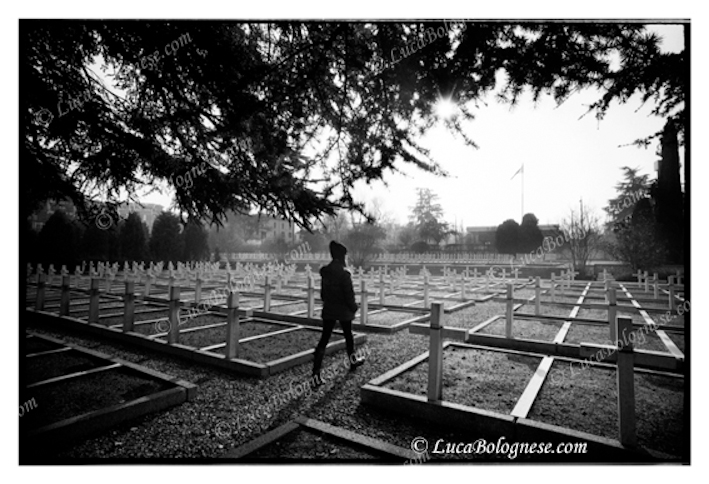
(27, 324, 435, 459)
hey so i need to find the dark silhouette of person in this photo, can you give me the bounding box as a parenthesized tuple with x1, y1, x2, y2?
(312, 241, 364, 385)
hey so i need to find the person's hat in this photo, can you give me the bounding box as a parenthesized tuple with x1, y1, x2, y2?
(329, 240, 347, 260)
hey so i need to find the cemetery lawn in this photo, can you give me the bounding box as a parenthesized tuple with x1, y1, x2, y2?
(366, 311, 418, 326)
(563, 323, 669, 352)
(446, 302, 507, 328)
(267, 302, 308, 315)
(25, 336, 63, 354)
(96, 309, 169, 329)
(211, 328, 344, 362)
(26, 350, 107, 384)
(576, 308, 607, 321)
(168, 318, 298, 351)
(381, 296, 422, 306)
(383, 346, 541, 415)
(21, 367, 172, 431)
(66, 301, 129, 318)
(541, 304, 581, 318)
(477, 318, 564, 342)
(668, 332, 685, 353)
(529, 363, 684, 457)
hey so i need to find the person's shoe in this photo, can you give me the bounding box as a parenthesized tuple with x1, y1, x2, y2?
(349, 357, 365, 371)
(311, 374, 325, 388)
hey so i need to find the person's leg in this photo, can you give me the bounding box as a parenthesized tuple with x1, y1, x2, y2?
(313, 319, 335, 379)
(340, 320, 364, 369)
(339, 320, 355, 357)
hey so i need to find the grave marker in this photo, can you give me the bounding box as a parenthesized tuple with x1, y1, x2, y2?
(616, 316, 637, 448)
(379, 271, 385, 305)
(427, 303, 444, 402)
(535, 277, 541, 316)
(607, 288, 617, 343)
(604, 279, 611, 304)
(360, 280, 368, 325)
(653, 273, 659, 300)
(264, 275, 272, 312)
(505, 283, 513, 338)
(644, 271, 649, 293)
(88, 278, 100, 324)
(306, 276, 315, 319)
(225, 291, 241, 359)
(60, 275, 71, 316)
(144, 275, 153, 299)
(35, 273, 46, 311)
(168, 286, 181, 345)
(668, 276, 676, 311)
(195, 276, 203, 303)
(123, 281, 135, 332)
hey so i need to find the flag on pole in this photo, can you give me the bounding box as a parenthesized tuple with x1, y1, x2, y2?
(510, 164, 524, 180)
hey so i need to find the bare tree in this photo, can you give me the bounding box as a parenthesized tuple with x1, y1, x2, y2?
(343, 222, 386, 268)
(367, 197, 395, 226)
(321, 211, 349, 242)
(557, 203, 603, 276)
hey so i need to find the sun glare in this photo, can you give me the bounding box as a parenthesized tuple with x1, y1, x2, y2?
(435, 97, 457, 120)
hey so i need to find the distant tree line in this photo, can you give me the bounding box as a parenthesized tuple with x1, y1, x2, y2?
(24, 211, 209, 268)
(494, 214, 545, 255)
(603, 120, 685, 272)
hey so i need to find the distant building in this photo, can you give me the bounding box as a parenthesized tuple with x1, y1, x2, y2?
(28, 199, 77, 231)
(465, 226, 498, 251)
(251, 214, 296, 243)
(539, 224, 561, 238)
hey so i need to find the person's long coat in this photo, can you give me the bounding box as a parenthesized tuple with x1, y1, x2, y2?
(319, 260, 359, 321)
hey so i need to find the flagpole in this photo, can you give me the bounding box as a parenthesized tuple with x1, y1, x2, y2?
(521, 164, 524, 222)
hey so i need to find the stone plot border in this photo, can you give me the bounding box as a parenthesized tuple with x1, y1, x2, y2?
(25, 309, 366, 379)
(221, 416, 416, 462)
(21, 332, 197, 453)
(360, 341, 679, 463)
(407, 323, 683, 374)
(251, 309, 431, 334)
(143, 292, 423, 334)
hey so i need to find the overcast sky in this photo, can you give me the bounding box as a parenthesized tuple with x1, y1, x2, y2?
(132, 23, 684, 230)
(350, 24, 685, 229)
